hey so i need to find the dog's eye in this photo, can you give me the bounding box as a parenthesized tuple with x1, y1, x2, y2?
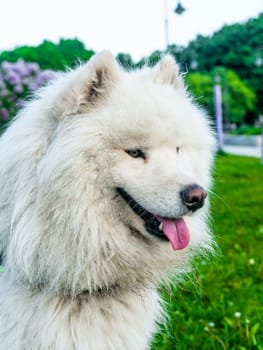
(125, 149, 145, 159)
(176, 147, 180, 154)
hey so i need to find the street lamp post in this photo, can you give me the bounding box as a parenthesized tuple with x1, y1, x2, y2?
(214, 75, 224, 151)
(164, 1, 186, 50)
(164, 0, 169, 50)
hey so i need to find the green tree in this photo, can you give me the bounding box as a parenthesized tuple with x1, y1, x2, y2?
(116, 53, 134, 70)
(186, 69, 257, 125)
(136, 50, 163, 68)
(182, 13, 263, 113)
(222, 69, 257, 125)
(185, 72, 214, 116)
(0, 39, 95, 71)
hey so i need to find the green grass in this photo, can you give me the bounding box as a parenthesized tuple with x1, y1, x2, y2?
(151, 154, 263, 350)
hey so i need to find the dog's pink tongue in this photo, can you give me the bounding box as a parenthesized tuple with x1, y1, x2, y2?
(156, 216, 190, 250)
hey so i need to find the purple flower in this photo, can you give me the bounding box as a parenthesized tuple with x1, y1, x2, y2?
(5, 71, 21, 85)
(0, 59, 55, 122)
(29, 82, 37, 91)
(26, 62, 40, 74)
(30, 70, 55, 92)
(1, 61, 12, 72)
(12, 59, 30, 77)
(0, 108, 9, 121)
(13, 84, 24, 94)
(39, 70, 55, 81)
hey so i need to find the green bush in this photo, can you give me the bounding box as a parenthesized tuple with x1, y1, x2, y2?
(229, 124, 262, 135)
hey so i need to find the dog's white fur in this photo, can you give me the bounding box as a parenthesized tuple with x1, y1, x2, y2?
(0, 52, 215, 350)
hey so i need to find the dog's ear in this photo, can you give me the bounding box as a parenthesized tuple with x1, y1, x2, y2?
(53, 51, 120, 117)
(153, 55, 183, 88)
(83, 51, 120, 104)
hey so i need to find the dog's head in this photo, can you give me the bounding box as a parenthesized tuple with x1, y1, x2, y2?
(2, 52, 215, 294)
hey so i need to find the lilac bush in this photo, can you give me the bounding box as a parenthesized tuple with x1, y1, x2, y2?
(0, 60, 55, 125)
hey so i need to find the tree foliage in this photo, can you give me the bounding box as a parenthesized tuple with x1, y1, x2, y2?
(181, 13, 263, 114)
(186, 68, 257, 125)
(116, 53, 134, 70)
(0, 13, 262, 125)
(0, 39, 95, 71)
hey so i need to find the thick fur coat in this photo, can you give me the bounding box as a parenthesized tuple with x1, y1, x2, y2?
(0, 52, 215, 349)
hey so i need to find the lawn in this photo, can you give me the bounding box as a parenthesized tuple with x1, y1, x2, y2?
(151, 154, 263, 350)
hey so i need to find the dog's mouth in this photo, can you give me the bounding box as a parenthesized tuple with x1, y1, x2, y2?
(116, 188, 190, 251)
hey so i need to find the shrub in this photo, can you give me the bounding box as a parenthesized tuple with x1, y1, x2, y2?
(229, 124, 262, 135)
(0, 60, 54, 126)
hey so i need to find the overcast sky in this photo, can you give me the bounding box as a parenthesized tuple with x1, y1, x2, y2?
(1, 0, 262, 61)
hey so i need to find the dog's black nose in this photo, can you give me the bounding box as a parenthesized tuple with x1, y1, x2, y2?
(180, 184, 207, 212)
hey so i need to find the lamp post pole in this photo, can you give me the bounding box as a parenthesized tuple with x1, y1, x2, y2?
(164, 1, 186, 50)
(164, 0, 169, 50)
(214, 75, 224, 151)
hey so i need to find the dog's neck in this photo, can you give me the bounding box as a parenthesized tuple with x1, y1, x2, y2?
(0, 278, 161, 350)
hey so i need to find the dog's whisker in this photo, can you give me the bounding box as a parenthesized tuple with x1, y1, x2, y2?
(208, 189, 230, 210)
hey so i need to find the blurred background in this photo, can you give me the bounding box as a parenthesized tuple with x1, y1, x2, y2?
(0, 0, 263, 349)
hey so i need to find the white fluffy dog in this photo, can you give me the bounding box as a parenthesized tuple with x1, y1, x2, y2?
(0, 52, 215, 350)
